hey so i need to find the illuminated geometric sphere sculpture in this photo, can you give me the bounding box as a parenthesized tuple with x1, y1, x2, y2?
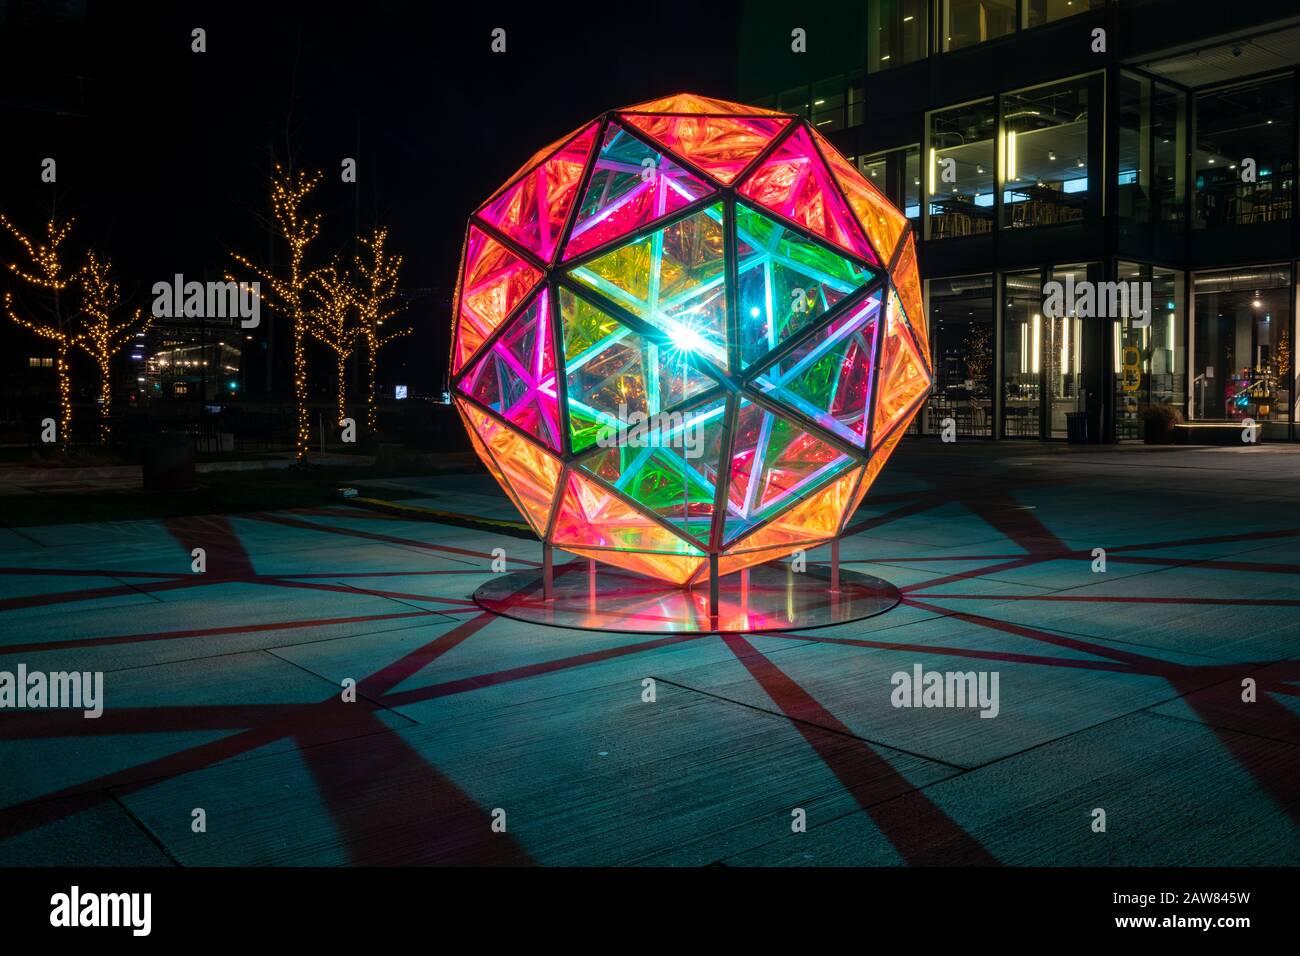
(451, 93, 932, 586)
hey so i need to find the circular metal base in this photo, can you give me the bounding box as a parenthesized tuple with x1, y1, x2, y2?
(473, 560, 901, 634)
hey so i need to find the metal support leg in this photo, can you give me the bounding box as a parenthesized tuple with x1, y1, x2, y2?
(830, 538, 840, 593)
(708, 553, 720, 624)
(542, 542, 553, 599)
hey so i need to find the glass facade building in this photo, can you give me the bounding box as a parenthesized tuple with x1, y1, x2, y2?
(743, 0, 1300, 441)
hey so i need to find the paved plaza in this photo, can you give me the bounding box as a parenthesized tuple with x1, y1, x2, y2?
(1, 441, 1298, 866)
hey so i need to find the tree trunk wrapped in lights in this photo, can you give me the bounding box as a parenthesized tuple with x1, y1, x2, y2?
(1, 213, 83, 452)
(228, 165, 324, 461)
(78, 251, 152, 443)
(354, 227, 409, 433)
(309, 260, 360, 428)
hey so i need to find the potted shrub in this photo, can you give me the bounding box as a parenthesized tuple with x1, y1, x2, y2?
(1141, 402, 1183, 444)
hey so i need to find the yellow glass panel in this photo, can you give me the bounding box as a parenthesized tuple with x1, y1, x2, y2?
(552, 471, 702, 555)
(559, 545, 703, 586)
(725, 466, 862, 555)
(843, 416, 909, 533)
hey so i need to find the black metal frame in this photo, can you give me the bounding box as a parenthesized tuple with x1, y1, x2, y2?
(448, 103, 934, 597)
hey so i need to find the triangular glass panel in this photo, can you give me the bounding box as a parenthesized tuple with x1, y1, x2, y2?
(562, 122, 715, 261)
(735, 200, 876, 370)
(891, 234, 930, 362)
(567, 202, 730, 372)
(558, 287, 716, 454)
(753, 292, 881, 447)
(738, 126, 877, 264)
(726, 465, 863, 554)
(577, 398, 727, 547)
(458, 290, 561, 452)
(811, 127, 909, 266)
(873, 291, 932, 447)
(843, 421, 907, 535)
(620, 114, 790, 185)
(479, 122, 598, 263)
(722, 398, 855, 544)
(453, 225, 544, 373)
(557, 545, 704, 586)
(552, 469, 703, 556)
(456, 398, 563, 535)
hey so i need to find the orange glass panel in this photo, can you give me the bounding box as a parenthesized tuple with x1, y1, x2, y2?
(843, 418, 908, 533)
(891, 234, 929, 361)
(453, 226, 544, 372)
(621, 114, 789, 185)
(726, 466, 862, 555)
(459, 398, 562, 535)
(811, 128, 909, 266)
(621, 93, 786, 116)
(454, 399, 531, 522)
(712, 544, 814, 578)
(558, 545, 703, 586)
(873, 292, 931, 446)
(552, 470, 702, 555)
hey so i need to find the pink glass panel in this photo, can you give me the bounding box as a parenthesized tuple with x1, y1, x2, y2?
(738, 126, 876, 263)
(479, 123, 598, 263)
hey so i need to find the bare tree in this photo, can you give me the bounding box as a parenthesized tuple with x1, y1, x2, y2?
(353, 226, 409, 433)
(78, 250, 151, 443)
(228, 165, 324, 460)
(1, 212, 84, 450)
(309, 260, 360, 429)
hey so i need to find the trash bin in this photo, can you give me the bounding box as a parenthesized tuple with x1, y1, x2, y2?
(142, 432, 196, 491)
(1065, 411, 1088, 444)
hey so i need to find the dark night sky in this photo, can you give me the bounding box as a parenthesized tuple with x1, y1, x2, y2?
(0, 0, 746, 393)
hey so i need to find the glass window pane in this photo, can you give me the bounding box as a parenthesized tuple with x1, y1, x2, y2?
(860, 146, 922, 231)
(926, 275, 994, 436)
(869, 0, 928, 72)
(928, 98, 996, 240)
(1193, 76, 1295, 229)
(847, 70, 865, 128)
(812, 76, 845, 133)
(944, 0, 1016, 52)
(1002, 77, 1092, 229)
(1192, 267, 1292, 423)
(1003, 269, 1042, 437)
(1152, 83, 1187, 226)
(1023, 0, 1104, 29)
(778, 86, 810, 118)
(1115, 263, 1186, 440)
(1118, 73, 1150, 225)
(1047, 263, 1090, 438)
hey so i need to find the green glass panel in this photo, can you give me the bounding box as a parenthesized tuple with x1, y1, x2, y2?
(579, 399, 727, 546)
(568, 203, 729, 371)
(735, 200, 876, 369)
(559, 286, 715, 454)
(723, 398, 855, 543)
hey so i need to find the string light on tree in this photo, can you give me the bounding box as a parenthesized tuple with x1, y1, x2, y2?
(1, 212, 82, 451)
(354, 226, 410, 432)
(79, 250, 152, 443)
(309, 260, 360, 428)
(228, 164, 324, 461)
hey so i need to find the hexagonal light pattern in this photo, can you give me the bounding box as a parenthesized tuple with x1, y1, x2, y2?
(451, 93, 932, 586)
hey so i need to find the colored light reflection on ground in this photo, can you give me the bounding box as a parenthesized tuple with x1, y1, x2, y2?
(474, 559, 900, 634)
